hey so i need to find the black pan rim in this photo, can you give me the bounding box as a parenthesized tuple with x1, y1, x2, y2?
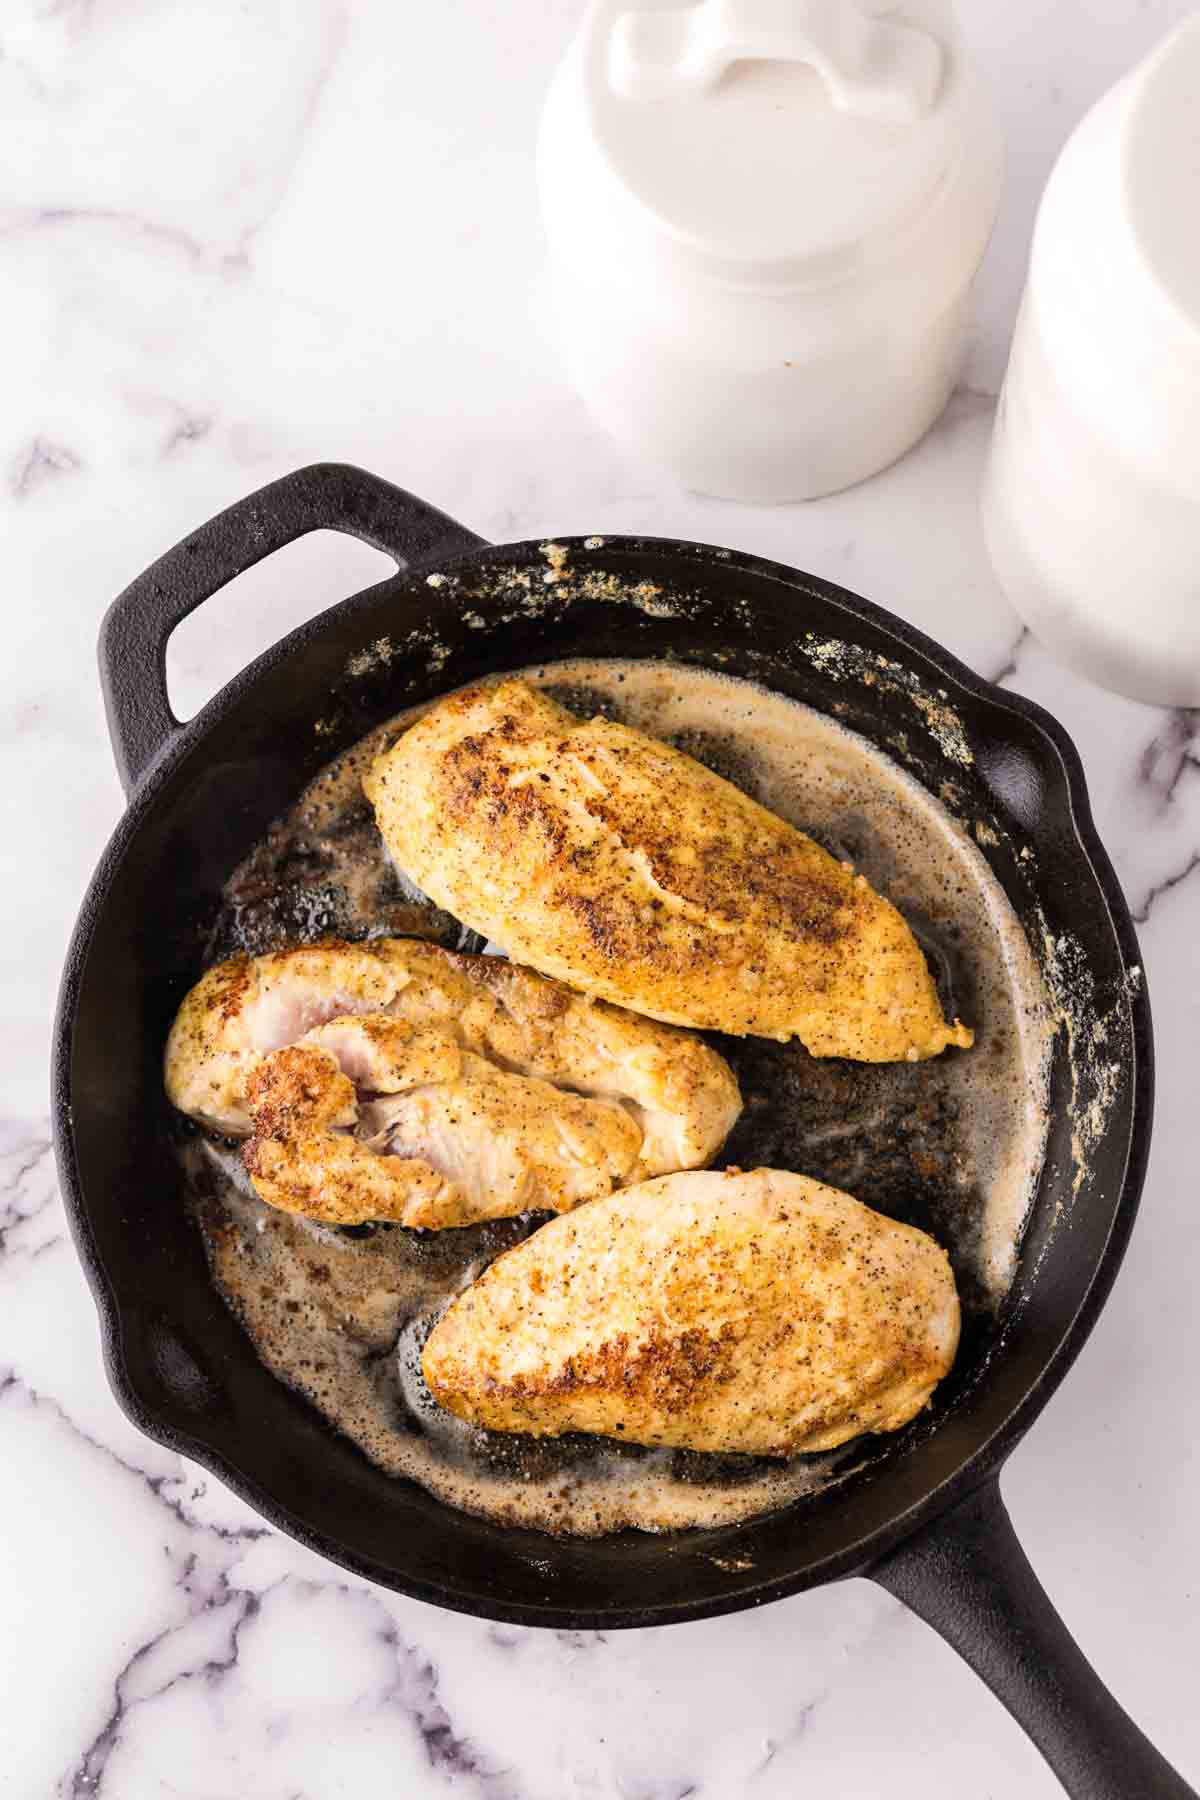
(52, 532, 1154, 1628)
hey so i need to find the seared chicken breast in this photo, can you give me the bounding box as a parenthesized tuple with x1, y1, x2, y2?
(422, 1168, 960, 1455)
(364, 680, 972, 1061)
(165, 938, 740, 1228)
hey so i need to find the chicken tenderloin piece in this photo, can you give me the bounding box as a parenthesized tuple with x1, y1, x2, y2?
(422, 1168, 961, 1456)
(242, 1033, 645, 1229)
(165, 938, 740, 1228)
(239, 1032, 462, 1228)
(364, 679, 973, 1061)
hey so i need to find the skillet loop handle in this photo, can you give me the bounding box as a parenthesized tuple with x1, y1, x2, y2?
(872, 1476, 1196, 1799)
(98, 462, 486, 796)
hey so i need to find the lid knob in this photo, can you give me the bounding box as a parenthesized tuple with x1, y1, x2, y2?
(610, 0, 943, 121)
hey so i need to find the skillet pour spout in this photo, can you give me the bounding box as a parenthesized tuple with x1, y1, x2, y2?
(54, 464, 1193, 1799)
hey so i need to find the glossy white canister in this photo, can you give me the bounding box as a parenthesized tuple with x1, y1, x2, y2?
(982, 16, 1200, 708)
(538, 0, 1003, 503)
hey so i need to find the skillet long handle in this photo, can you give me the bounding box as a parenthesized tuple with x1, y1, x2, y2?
(98, 462, 486, 796)
(872, 1476, 1196, 1799)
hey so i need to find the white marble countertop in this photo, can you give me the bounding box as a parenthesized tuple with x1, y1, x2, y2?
(3, 2, 1198, 1794)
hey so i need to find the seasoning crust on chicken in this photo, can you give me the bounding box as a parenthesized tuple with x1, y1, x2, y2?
(363, 680, 973, 1061)
(422, 1167, 961, 1455)
(165, 937, 741, 1228)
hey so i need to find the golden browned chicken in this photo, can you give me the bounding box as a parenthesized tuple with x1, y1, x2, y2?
(165, 938, 740, 1228)
(364, 680, 972, 1061)
(422, 1167, 960, 1455)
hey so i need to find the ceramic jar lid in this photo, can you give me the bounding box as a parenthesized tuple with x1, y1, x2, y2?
(581, 0, 977, 283)
(1120, 13, 1200, 381)
(1025, 13, 1200, 494)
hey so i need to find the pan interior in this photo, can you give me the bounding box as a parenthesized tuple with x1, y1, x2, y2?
(61, 536, 1143, 1617)
(180, 656, 1052, 1538)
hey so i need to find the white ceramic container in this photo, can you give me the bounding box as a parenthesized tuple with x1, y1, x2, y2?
(538, 0, 1003, 502)
(982, 16, 1200, 708)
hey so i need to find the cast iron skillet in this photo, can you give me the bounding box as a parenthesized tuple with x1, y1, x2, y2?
(53, 465, 1194, 1799)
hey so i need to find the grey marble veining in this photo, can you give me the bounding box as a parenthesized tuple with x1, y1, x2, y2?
(2, 2, 1198, 1794)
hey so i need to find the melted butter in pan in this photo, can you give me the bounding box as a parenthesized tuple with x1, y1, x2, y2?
(186, 659, 1051, 1537)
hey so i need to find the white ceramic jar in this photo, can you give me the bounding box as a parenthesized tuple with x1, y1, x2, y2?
(538, 0, 1002, 503)
(982, 17, 1200, 708)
